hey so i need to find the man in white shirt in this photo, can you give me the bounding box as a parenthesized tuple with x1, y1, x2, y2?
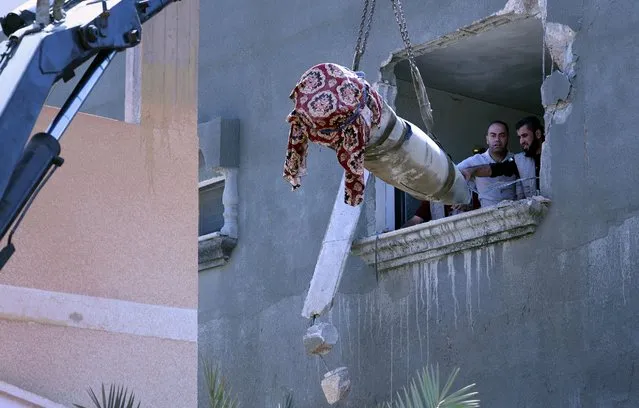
(459, 116, 544, 200)
(456, 121, 518, 208)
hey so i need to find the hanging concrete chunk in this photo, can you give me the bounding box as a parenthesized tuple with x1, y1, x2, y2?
(303, 322, 338, 355)
(321, 367, 351, 405)
(541, 71, 571, 107)
(301, 171, 369, 319)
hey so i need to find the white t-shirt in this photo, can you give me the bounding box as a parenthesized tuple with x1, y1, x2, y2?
(514, 152, 538, 199)
(457, 151, 518, 208)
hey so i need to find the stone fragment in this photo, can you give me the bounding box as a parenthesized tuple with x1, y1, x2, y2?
(541, 71, 571, 106)
(321, 367, 351, 405)
(303, 322, 338, 355)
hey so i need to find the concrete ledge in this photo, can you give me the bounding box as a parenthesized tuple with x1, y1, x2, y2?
(0, 285, 197, 342)
(0, 381, 66, 408)
(351, 196, 550, 272)
(198, 232, 238, 271)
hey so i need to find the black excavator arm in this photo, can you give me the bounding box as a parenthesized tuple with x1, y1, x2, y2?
(0, 0, 179, 269)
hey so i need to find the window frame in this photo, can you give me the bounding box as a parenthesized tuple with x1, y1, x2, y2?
(198, 174, 226, 239)
(370, 14, 552, 236)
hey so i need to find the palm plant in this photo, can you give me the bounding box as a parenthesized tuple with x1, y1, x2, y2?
(202, 359, 239, 408)
(73, 384, 140, 408)
(277, 391, 294, 408)
(377, 364, 479, 408)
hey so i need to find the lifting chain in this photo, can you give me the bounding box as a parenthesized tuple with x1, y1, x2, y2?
(350, 0, 441, 147)
(352, 0, 376, 71)
(390, 0, 436, 138)
(390, 0, 415, 64)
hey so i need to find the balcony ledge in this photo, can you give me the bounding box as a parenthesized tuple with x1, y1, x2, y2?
(351, 196, 551, 272)
(198, 232, 237, 271)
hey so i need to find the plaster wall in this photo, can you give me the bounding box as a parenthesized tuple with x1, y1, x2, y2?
(0, 1, 199, 406)
(197, 0, 639, 407)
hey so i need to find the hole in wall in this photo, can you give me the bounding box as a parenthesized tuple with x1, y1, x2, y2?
(379, 15, 553, 229)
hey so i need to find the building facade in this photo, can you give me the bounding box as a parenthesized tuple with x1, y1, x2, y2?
(198, 0, 639, 407)
(1, 0, 636, 406)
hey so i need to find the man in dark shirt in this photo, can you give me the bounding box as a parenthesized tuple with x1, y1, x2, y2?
(460, 116, 544, 199)
(401, 200, 457, 228)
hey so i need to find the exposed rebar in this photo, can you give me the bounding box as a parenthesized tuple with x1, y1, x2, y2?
(52, 0, 66, 22)
(35, 0, 50, 26)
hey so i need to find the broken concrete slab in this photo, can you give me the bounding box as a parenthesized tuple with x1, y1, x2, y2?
(303, 322, 339, 355)
(498, 0, 540, 16)
(542, 71, 572, 106)
(302, 171, 371, 319)
(545, 101, 573, 125)
(321, 367, 351, 405)
(544, 22, 576, 76)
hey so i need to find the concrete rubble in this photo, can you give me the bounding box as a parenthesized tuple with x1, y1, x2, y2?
(321, 367, 351, 405)
(303, 322, 339, 355)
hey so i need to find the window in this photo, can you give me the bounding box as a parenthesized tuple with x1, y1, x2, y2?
(198, 174, 225, 237)
(197, 152, 237, 271)
(197, 118, 240, 270)
(375, 15, 552, 231)
(353, 13, 561, 271)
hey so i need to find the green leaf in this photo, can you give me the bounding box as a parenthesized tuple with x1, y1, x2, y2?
(379, 364, 480, 408)
(73, 384, 140, 408)
(277, 390, 294, 408)
(202, 358, 239, 408)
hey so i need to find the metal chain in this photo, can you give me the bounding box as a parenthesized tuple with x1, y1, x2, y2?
(352, 0, 376, 71)
(390, 0, 436, 136)
(354, 0, 369, 54)
(390, 0, 415, 64)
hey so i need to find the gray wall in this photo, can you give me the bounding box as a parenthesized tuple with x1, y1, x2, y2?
(197, 1, 639, 407)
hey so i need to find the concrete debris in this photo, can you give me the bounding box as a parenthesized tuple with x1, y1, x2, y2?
(541, 71, 572, 106)
(303, 322, 338, 355)
(321, 367, 351, 405)
(498, 0, 540, 16)
(544, 22, 577, 76)
(545, 101, 573, 125)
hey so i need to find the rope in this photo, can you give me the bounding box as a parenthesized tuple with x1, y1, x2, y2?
(319, 355, 331, 373)
(374, 233, 380, 282)
(53, 0, 66, 22)
(466, 176, 540, 196)
(318, 86, 369, 135)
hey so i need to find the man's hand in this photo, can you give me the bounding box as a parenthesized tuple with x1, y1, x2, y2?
(459, 164, 493, 180)
(451, 203, 473, 213)
(460, 168, 473, 181)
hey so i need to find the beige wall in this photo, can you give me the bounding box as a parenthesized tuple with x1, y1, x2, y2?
(0, 1, 199, 406)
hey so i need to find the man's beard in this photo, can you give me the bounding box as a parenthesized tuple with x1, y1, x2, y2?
(524, 139, 540, 157)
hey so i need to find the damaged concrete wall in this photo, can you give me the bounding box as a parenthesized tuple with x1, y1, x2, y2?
(197, 0, 639, 406)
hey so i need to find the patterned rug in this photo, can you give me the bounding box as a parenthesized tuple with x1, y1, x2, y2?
(283, 63, 383, 206)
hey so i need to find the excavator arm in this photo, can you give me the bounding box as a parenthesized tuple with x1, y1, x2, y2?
(0, 0, 179, 269)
